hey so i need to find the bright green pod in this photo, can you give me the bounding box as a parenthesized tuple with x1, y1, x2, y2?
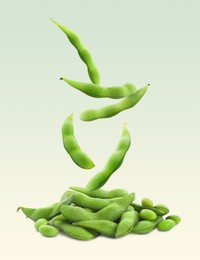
(51, 215, 98, 240)
(141, 198, 153, 207)
(139, 209, 157, 221)
(132, 216, 163, 234)
(154, 204, 169, 215)
(80, 84, 149, 121)
(34, 218, 48, 231)
(62, 113, 95, 169)
(61, 77, 137, 99)
(60, 190, 122, 211)
(166, 215, 181, 225)
(73, 220, 117, 238)
(85, 123, 131, 191)
(68, 186, 128, 198)
(61, 193, 134, 223)
(51, 19, 100, 84)
(17, 195, 74, 221)
(157, 219, 175, 231)
(39, 225, 59, 237)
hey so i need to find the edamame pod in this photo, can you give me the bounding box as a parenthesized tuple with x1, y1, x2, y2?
(166, 215, 181, 224)
(73, 220, 117, 238)
(68, 186, 128, 198)
(80, 84, 149, 121)
(85, 123, 131, 191)
(131, 202, 165, 216)
(62, 113, 95, 169)
(61, 77, 137, 99)
(132, 216, 163, 234)
(51, 215, 98, 240)
(51, 19, 100, 84)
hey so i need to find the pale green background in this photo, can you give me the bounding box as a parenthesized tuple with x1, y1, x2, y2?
(1, 0, 200, 259)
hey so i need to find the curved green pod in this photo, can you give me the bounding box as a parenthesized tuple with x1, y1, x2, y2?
(68, 186, 128, 198)
(85, 123, 131, 191)
(51, 19, 100, 84)
(51, 215, 98, 240)
(62, 113, 95, 169)
(80, 84, 149, 121)
(61, 77, 137, 99)
(73, 220, 117, 238)
(132, 216, 163, 234)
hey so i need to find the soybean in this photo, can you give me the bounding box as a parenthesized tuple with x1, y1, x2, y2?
(73, 220, 117, 238)
(142, 198, 153, 207)
(166, 215, 181, 225)
(61, 77, 137, 99)
(39, 225, 59, 237)
(132, 216, 163, 234)
(34, 218, 48, 231)
(80, 84, 149, 121)
(85, 123, 131, 191)
(131, 202, 165, 216)
(157, 219, 175, 231)
(154, 204, 169, 215)
(51, 19, 100, 84)
(139, 209, 157, 221)
(62, 113, 95, 169)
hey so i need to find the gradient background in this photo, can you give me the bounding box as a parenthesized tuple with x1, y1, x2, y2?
(1, 0, 200, 259)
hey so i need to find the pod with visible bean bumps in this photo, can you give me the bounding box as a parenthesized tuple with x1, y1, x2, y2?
(51, 19, 100, 84)
(131, 202, 165, 216)
(51, 215, 98, 240)
(80, 84, 149, 121)
(157, 219, 175, 231)
(154, 204, 169, 215)
(61, 78, 137, 99)
(139, 209, 157, 221)
(166, 215, 181, 225)
(73, 220, 117, 238)
(85, 123, 131, 191)
(142, 198, 153, 207)
(34, 218, 48, 231)
(62, 113, 95, 169)
(39, 225, 59, 237)
(132, 216, 163, 234)
(68, 186, 128, 199)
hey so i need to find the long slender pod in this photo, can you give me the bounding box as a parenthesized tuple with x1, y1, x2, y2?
(51, 19, 100, 84)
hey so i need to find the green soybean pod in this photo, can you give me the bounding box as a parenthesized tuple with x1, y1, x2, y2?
(154, 204, 169, 215)
(139, 209, 157, 221)
(51, 19, 100, 84)
(73, 220, 117, 238)
(142, 198, 153, 208)
(39, 225, 59, 237)
(157, 219, 175, 231)
(115, 206, 135, 238)
(166, 215, 181, 225)
(132, 216, 163, 234)
(34, 218, 48, 231)
(51, 215, 98, 240)
(131, 202, 165, 216)
(61, 77, 137, 99)
(62, 113, 95, 169)
(80, 84, 149, 121)
(85, 123, 131, 191)
(68, 186, 128, 198)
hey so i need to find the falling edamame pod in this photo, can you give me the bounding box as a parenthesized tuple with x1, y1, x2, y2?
(61, 77, 137, 99)
(85, 123, 131, 191)
(80, 84, 149, 121)
(51, 18, 100, 84)
(62, 113, 95, 169)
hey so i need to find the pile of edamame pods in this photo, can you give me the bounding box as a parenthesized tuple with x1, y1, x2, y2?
(18, 19, 180, 240)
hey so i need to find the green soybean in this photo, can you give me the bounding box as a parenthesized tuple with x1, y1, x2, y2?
(51, 19, 100, 84)
(34, 218, 48, 231)
(61, 193, 134, 222)
(18, 195, 73, 221)
(139, 209, 157, 221)
(115, 206, 136, 238)
(131, 202, 165, 216)
(80, 84, 149, 121)
(73, 220, 117, 238)
(60, 190, 122, 211)
(132, 216, 163, 234)
(61, 77, 137, 99)
(39, 225, 59, 237)
(142, 198, 153, 207)
(154, 204, 169, 215)
(68, 186, 128, 198)
(85, 123, 131, 191)
(51, 215, 98, 240)
(157, 219, 175, 231)
(166, 215, 181, 225)
(62, 113, 95, 169)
